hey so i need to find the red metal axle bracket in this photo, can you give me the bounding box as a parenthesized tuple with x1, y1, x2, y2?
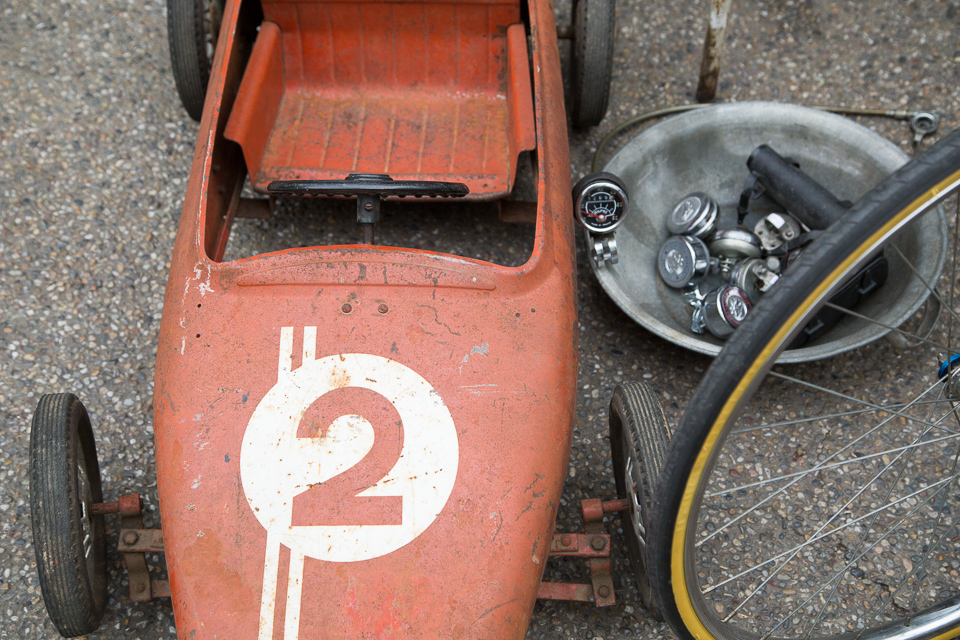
(91, 493, 169, 602)
(537, 498, 629, 606)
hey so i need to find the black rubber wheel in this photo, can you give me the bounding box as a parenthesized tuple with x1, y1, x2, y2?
(167, 0, 222, 121)
(648, 128, 960, 640)
(610, 382, 670, 618)
(30, 393, 107, 638)
(569, 0, 615, 129)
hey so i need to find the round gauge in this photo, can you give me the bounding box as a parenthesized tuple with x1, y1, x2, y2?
(572, 172, 629, 234)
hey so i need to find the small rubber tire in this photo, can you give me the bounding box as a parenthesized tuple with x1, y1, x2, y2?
(167, 0, 221, 121)
(609, 382, 670, 619)
(30, 393, 107, 638)
(569, 0, 616, 129)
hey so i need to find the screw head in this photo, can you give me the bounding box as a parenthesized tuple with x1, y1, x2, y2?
(561, 535, 572, 547)
(341, 303, 353, 314)
(590, 535, 606, 551)
(597, 585, 611, 598)
(134, 582, 147, 594)
(123, 531, 139, 545)
(378, 304, 389, 314)
(364, 201, 374, 211)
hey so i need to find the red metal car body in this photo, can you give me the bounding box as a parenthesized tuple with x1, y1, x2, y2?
(151, 0, 578, 636)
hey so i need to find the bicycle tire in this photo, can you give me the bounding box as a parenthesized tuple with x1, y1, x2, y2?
(649, 127, 960, 640)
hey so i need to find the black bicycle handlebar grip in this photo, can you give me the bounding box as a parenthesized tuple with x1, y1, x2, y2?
(746, 145, 848, 230)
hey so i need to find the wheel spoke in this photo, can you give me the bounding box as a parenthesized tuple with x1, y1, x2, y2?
(767, 372, 956, 436)
(707, 429, 960, 497)
(703, 475, 954, 597)
(730, 400, 950, 435)
(756, 478, 959, 640)
(802, 386, 947, 638)
(821, 300, 951, 353)
(698, 391, 958, 545)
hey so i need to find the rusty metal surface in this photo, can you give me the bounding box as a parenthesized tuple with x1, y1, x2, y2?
(584, 512, 616, 607)
(539, 500, 616, 607)
(118, 529, 166, 554)
(537, 582, 595, 602)
(153, 580, 172, 599)
(498, 201, 539, 225)
(236, 197, 274, 219)
(91, 501, 121, 516)
(119, 494, 153, 602)
(150, 0, 576, 637)
(548, 533, 611, 558)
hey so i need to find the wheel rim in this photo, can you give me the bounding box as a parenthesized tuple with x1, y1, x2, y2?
(674, 168, 960, 640)
(202, 0, 222, 65)
(76, 445, 96, 580)
(624, 455, 646, 546)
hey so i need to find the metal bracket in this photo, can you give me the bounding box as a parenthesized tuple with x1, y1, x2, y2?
(92, 493, 169, 602)
(536, 498, 628, 606)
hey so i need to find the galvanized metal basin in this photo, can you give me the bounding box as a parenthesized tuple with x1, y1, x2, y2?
(590, 102, 946, 363)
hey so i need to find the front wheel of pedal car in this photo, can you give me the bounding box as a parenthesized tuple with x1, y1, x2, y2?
(30, 393, 107, 638)
(610, 382, 670, 619)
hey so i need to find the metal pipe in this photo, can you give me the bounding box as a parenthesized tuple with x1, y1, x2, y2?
(696, 0, 733, 103)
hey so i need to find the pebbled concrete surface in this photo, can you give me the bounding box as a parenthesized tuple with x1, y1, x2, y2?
(0, 0, 958, 638)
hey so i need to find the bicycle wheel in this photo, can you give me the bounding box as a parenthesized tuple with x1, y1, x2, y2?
(648, 127, 960, 640)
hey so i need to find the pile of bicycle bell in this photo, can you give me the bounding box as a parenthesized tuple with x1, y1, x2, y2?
(656, 145, 888, 343)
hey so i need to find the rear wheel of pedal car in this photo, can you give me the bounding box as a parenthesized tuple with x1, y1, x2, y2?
(30, 393, 107, 638)
(167, 0, 223, 121)
(610, 382, 670, 618)
(569, 0, 615, 129)
(648, 128, 960, 640)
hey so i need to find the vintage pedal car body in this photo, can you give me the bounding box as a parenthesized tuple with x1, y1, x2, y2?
(156, 0, 582, 636)
(28, 0, 627, 634)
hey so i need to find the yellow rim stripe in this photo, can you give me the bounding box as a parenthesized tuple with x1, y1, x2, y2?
(671, 167, 960, 640)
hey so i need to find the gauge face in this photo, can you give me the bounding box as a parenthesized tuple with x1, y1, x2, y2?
(575, 181, 628, 233)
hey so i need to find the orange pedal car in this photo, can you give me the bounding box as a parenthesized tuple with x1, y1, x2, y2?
(28, 0, 624, 637)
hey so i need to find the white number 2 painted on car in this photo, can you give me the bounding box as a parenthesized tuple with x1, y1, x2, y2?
(240, 327, 459, 640)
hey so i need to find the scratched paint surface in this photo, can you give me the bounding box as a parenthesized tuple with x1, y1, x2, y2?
(149, 0, 577, 636)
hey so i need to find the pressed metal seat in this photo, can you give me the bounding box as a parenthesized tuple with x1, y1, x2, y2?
(224, 0, 536, 200)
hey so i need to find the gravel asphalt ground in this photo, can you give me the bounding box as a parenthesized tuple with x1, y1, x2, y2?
(1, 0, 958, 638)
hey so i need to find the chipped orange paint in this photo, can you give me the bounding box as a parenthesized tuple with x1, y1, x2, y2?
(153, 0, 576, 637)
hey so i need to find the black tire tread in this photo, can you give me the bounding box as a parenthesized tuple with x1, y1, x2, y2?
(648, 127, 960, 640)
(610, 382, 670, 617)
(570, 0, 615, 129)
(30, 393, 106, 638)
(167, 0, 210, 121)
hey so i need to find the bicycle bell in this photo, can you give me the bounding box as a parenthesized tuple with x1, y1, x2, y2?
(709, 228, 763, 260)
(658, 235, 711, 289)
(754, 212, 802, 252)
(667, 192, 719, 238)
(728, 258, 780, 303)
(572, 171, 629, 234)
(703, 285, 752, 339)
